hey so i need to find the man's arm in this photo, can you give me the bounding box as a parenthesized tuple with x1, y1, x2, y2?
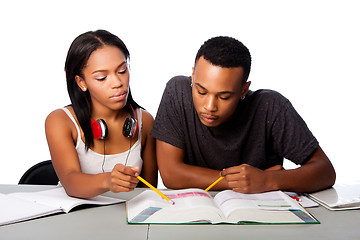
(157, 140, 229, 190)
(157, 140, 287, 190)
(221, 146, 336, 193)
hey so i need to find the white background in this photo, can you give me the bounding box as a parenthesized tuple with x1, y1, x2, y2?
(1, 0, 359, 187)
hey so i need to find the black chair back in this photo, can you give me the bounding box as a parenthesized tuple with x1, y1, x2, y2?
(19, 160, 59, 185)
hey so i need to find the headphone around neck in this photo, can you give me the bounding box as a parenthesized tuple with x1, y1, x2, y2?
(91, 105, 138, 140)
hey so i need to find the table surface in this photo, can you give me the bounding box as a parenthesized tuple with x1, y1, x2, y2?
(1, 184, 359, 240)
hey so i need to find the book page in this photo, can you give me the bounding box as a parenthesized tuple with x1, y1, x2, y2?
(284, 192, 319, 208)
(8, 187, 125, 213)
(214, 190, 317, 224)
(127, 188, 225, 224)
(0, 193, 61, 226)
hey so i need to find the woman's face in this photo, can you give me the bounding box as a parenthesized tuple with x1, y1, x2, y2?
(76, 45, 130, 113)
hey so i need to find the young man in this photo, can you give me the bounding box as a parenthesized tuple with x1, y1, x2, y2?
(151, 36, 335, 193)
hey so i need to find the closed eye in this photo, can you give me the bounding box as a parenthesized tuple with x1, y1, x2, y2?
(118, 62, 128, 74)
(95, 76, 106, 81)
(118, 67, 127, 74)
(219, 95, 232, 100)
(195, 85, 207, 96)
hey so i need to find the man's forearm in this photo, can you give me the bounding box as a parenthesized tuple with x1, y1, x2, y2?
(268, 148, 336, 193)
(161, 163, 228, 190)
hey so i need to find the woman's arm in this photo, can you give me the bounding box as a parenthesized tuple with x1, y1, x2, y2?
(45, 109, 139, 198)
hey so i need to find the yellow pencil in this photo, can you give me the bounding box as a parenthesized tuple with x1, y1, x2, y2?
(137, 176, 175, 205)
(205, 176, 224, 191)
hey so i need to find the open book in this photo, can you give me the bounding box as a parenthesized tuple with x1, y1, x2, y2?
(127, 188, 318, 224)
(0, 187, 124, 226)
(307, 181, 360, 211)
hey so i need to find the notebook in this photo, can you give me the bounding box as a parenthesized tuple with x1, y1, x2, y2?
(0, 187, 125, 226)
(307, 181, 360, 211)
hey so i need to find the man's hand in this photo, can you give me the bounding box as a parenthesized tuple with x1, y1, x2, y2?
(221, 164, 282, 193)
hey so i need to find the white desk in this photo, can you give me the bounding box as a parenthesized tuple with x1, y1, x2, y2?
(1, 185, 359, 240)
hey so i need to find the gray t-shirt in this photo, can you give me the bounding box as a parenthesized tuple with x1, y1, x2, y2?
(151, 76, 318, 170)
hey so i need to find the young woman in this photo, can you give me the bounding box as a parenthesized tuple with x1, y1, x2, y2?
(45, 30, 157, 198)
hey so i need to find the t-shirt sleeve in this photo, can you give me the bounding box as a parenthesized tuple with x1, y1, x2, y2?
(150, 76, 187, 149)
(271, 97, 319, 165)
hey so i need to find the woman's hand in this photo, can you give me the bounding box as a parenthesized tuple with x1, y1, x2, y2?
(107, 164, 140, 193)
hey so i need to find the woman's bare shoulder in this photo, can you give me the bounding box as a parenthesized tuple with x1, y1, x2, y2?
(45, 107, 76, 133)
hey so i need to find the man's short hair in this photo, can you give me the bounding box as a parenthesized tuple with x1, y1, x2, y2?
(195, 36, 252, 82)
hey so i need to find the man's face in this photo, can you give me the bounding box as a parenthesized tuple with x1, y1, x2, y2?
(191, 56, 250, 127)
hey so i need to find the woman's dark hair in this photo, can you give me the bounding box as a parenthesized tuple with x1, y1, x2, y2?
(195, 36, 252, 83)
(65, 29, 141, 149)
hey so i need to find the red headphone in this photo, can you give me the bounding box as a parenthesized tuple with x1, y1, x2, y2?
(91, 105, 138, 140)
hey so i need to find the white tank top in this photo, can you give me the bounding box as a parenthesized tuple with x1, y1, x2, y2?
(62, 108, 143, 174)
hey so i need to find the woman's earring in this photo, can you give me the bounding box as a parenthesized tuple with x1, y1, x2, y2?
(241, 95, 245, 100)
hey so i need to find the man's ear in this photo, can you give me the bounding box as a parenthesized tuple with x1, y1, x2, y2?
(241, 81, 251, 97)
(75, 75, 87, 92)
(191, 67, 195, 85)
